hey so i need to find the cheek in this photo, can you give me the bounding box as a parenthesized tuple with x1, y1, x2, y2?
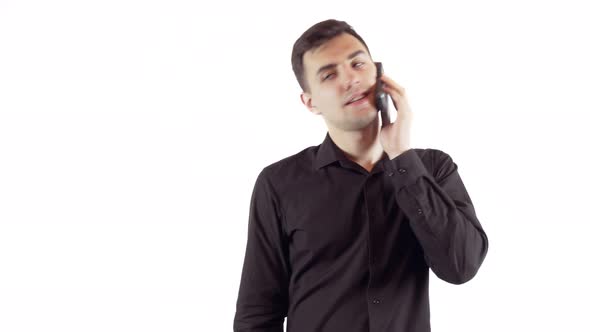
(320, 97, 342, 111)
(312, 85, 342, 109)
(320, 87, 341, 105)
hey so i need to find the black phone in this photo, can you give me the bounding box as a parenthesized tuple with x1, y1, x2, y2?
(374, 62, 395, 127)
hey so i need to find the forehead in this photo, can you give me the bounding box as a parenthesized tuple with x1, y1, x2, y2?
(303, 33, 369, 69)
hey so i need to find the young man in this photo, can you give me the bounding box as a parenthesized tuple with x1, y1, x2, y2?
(233, 19, 489, 332)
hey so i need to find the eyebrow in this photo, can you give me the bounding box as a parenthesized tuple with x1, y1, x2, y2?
(315, 50, 367, 77)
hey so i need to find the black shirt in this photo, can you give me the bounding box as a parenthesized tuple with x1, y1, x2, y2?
(234, 132, 489, 332)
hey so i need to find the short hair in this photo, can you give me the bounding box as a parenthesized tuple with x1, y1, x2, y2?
(291, 19, 371, 92)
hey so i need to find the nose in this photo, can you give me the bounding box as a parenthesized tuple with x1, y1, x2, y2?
(342, 65, 360, 90)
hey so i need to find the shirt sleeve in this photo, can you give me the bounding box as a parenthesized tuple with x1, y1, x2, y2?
(234, 168, 290, 332)
(383, 149, 489, 284)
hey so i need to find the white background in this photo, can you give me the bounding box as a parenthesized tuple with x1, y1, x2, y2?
(1, 0, 589, 331)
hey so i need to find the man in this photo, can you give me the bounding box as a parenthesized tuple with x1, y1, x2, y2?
(233, 19, 489, 332)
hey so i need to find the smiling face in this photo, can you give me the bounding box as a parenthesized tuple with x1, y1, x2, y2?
(301, 33, 379, 132)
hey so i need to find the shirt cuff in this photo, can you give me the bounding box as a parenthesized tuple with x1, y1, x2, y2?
(382, 149, 429, 194)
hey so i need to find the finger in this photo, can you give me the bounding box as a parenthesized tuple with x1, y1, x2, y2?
(380, 75, 406, 94)
(380, 85, 400, 108)
(381, 84, 403, 100)
(382, 85, 412, 113)
(382, 81, 410, 101)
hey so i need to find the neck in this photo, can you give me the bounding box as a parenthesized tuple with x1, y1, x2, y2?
(328, 120, 386, 169)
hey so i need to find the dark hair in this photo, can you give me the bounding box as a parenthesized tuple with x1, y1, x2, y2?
(291, 19, 371, 92)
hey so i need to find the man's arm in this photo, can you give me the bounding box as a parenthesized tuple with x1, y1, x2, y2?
(384, 149, 489, 284)
(234, 169, 290, 332)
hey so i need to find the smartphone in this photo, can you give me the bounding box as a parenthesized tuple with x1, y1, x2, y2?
(374, 62, 395, 127)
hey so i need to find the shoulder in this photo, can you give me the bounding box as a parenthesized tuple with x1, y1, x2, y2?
(256, 144, 318, 185)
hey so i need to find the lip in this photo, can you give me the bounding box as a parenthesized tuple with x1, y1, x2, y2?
(345, 94, 369, 107)
(344, 90, 370, 106)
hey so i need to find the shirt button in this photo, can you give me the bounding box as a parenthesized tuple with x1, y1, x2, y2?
(372, 299, 380, 304)
(387, 172, 394, 177)
(417, 208, 423, 215)
(398, 168, 407, 173)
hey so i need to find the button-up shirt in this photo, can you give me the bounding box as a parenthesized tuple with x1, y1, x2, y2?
(234, 132, 489, 332)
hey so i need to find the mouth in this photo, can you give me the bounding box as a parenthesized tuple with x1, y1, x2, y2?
(344, 90, 371, 107)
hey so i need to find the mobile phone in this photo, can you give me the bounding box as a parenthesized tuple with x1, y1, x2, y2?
(374, 62, 394, 127)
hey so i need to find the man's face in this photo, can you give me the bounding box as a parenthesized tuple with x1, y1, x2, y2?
(301, 33, 378, 131)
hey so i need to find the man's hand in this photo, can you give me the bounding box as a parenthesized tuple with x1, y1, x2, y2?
(378, 74, 413, 159)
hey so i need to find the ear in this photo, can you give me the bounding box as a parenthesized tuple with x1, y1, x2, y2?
(300, 92, 321, 115)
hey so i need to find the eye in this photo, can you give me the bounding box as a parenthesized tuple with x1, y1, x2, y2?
(322, 73, 335, 81)
(353, 62, 365, 68)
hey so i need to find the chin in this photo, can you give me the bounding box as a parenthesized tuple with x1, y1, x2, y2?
(342, 114, 379, 131)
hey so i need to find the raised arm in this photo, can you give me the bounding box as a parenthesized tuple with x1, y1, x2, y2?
(384, 149, 489, 284)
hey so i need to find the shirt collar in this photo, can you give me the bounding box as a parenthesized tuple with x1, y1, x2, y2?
(313, 132, 388, 172)
(314, 132, 347, 170)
